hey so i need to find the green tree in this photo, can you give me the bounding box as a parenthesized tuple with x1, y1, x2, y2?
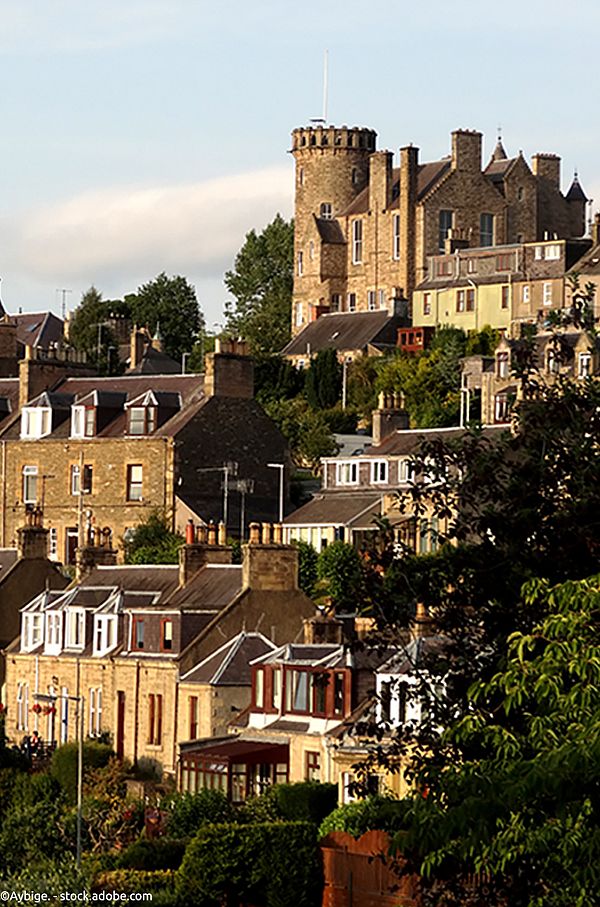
(294, 541, 319, 596)
(400, 573, 600, 906)
(263, 397, 338, 472)
(316, 541, 365, 611)
(129, 273, 203, 362)
(123, 512, 183, 565)
(68, 287, 128, 373)
(224, 214, 294, 357)
(305, 348, 342, 410)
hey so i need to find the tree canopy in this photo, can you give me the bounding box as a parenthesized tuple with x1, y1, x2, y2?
(400, 573, 600, 906)
(123, 512, 183, 565)
(67, 287, 128, 373)
(224, 214, 294, 357)
(129, 272, 203, 362)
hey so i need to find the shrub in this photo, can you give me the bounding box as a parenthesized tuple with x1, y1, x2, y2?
(161, 789, 235, 838)
(318, 795, 411, 839)
(117, 837, 187, 871)
(94, 869, 176, 894)
(51, 741, 114, 802)
(177, 821, 322, 907)
(273, 781, 338, 825)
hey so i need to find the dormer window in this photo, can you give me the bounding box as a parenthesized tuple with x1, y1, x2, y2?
(94, 616, 117, 655)
(128, 406, 156, 435)
(21, 407, 51, 439)
(45, 612, 62, 654)
(22, 613, 43, 651)
(71, 405, 96, 438)
(66, 610, 85, 649)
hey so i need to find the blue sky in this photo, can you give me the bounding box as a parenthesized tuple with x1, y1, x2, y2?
(1, 0, 599, 328)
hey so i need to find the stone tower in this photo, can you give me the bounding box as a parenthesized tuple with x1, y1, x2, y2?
(290, 125, 377, 329)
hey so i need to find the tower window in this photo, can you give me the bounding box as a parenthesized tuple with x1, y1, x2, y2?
(352, 220, 363, 264)
(393, 214, 400, 260)
(298, 167, 304, 186)
(320, 202, 332, 219)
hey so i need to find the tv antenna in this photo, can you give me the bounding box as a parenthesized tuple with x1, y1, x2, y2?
(310, 49, 329, 126)
(56, 288, 72, 319)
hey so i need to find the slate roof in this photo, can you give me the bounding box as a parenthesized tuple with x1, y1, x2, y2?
(167, 565, 243, 611)
(340, 160, 452, 216)
(0, 549, 18, 575)
(566, 173, 587, 202)
(283, 310, 401, 357)
(364, 425, 507, 456)
(566, 242, 600, 276)
(284, 492, 382, 527)
(181, 632, 275, 685)
(11, 312, 64, 348)
(82, 565, 181, 598)
(315, 217, 346, 244)
(252, 642, 344, 667)
(127, 345, 181, 375)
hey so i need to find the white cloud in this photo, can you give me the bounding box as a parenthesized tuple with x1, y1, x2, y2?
(6, 166, 293, 284)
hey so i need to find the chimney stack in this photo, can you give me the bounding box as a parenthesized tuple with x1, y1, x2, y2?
(178, 522, 232, 586)
(242, 522, 298, 591)
(17, 507, 49, 560)
(372, 392, 409, 445)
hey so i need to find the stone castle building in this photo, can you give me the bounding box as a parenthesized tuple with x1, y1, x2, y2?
(290, 125, 587, 336)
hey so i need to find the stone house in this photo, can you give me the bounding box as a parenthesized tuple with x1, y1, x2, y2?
(291, 126, 587, 335)
(3, 524, 316, 778)
(0, 339, 290, 563)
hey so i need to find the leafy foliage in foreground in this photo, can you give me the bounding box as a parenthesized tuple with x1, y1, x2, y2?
(399, 574, 600, 906)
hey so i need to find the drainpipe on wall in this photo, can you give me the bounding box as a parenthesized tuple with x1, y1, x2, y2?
(133, 660, 140, 767)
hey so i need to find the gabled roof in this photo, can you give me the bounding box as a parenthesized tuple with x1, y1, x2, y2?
(284, 492, 382, 528)
(315, 217, 345, 244)
(364, 425, 507, 456)
(11, 312, 63, 348)
(566, 173, 587, 202)
(0, 549, 18, 575)
(180, 632, 276, 685)
(252, 642, 345, 668)
(127, 345, 181, 375)
(283, 310, 401, 357)
(339, 160, 451, 216)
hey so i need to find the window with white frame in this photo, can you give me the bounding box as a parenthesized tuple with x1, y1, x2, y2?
(392, 214, 400, 260)
(378, 289, 386, 309)
(370, 460, 388, 484)
(423, 293, 431, 316)
(66, 610, 85, 649)
(23, 612, 43, 651)
(336, 461, 359, 485)
(545, 244, 560, 260)
(352, 219, 363, 264)
(45, 612, 62, 652)
(398, 459, 410, 483)
(22, 465, 38, 505)
(128, 406, 156, 435)
(70, 405, 95, 438)
(294, 303, 303, 327)
(88, 688, 103, 737)
(71, 464, 93, 496)
(127, 465, 143, 501)
(494, 394, 509, 423)
(368, 291, 377, 311)
(522, 285, 530, 304)
(20, 407, 51, 440)
(320, 202, 332, 219)
(578, 351, 592, 378)
(546, 349, 559, 374)
(534, 245, 543, 260)
(94, 615, 117, 655)
(496, 351, 509, 379)
(330, 293, 341, 312)
(543, 282, 553, 305)
(347, 293, 357, 312)
(49, 527, 58, 560)
(16, 682, 29, 731)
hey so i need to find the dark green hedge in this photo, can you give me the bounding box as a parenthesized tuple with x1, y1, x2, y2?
(177, 821, 322, 907)
(50, 742, 114, 802)
(116, 837, 187, 870)
(272, 781, 338, 825)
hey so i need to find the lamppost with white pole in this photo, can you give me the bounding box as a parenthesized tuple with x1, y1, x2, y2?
(267, 463, 285, 524)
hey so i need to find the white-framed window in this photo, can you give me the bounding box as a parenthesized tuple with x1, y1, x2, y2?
(22, 465, 38, 505)
(49, 527, 58, 560)
(70, 405, 95, 438)
(330, 293, 341, 312)
(423, 293, 431, 316)
(494, 394, 509, 423)
(398, 460, 409, 483)
(543, 282, 553, 306)
(94, 615, 117, 656)
(45, 612, 62, 654)
(88, 688, 102, 737)
(378, 289, 386, 309)
(320, 202, 332, 219)
(347, 293, 357, 312)
(370, 460, 388, 484)
(336, 461, 359, 485)
(534, 245, 544, 260)
(467, 258, 477, 274)
(352, 219, 363, 264)
(297, 251, 303, 276)
(20, 407, 51, 440)
(71, 464, 93, 496)
(128, 406, 156, 435)
(255, 668, 265, 708)
(497, 351, 510, 379)
(578, 351, 592, 378)
(522, 285, 530, 304)
(438, 210, 453, 252)
(294, 303, 303, 327)
(272, 668, 282, 710)
(456, 289, 466, 313)
(23, 612, 43, 651)
(546, 244, 561, 260)
(368, 291, 377, 311)
(392, 214, 400, 260)
(66, 610, 85, 649)
(16, 682, 29, 731)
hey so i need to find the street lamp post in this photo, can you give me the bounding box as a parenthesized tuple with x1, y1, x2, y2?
(34, 691, 85, 868)
(267, 463, 285, 524)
